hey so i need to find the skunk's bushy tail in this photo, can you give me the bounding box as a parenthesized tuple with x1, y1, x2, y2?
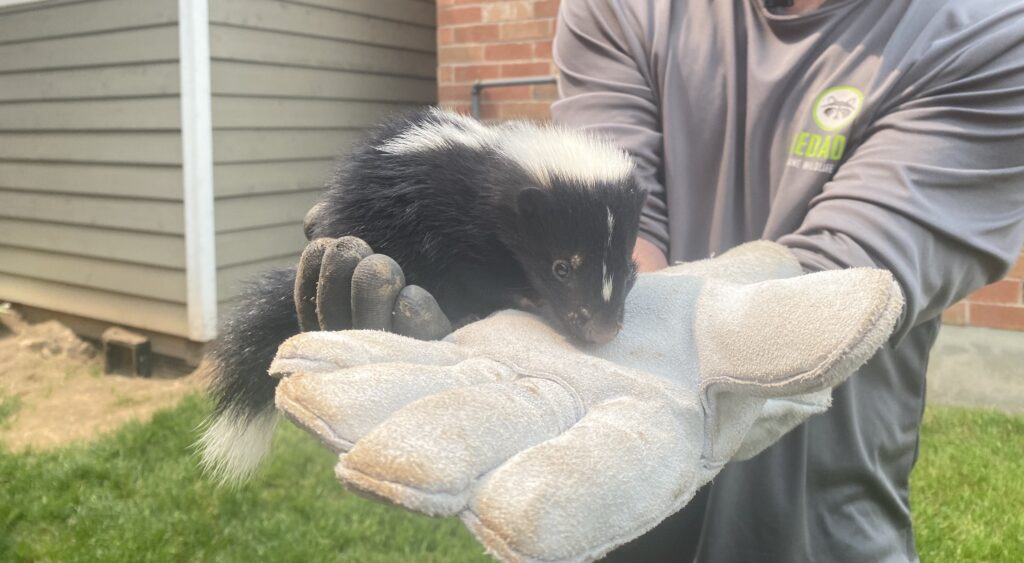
(197, 267, 299, 484)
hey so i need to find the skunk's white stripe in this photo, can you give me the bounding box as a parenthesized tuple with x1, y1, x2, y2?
(380, 107, 494, 154)
(377, 109, 635, 188)
(602, 206, 614, 302)
(497, 123, 634, 187)
(602, 262, 613, 302)
(197, 409, 277, 484)
(380, 123, 493, 154)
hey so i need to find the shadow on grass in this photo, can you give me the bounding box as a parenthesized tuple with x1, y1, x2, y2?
(0, 394, 488, 562)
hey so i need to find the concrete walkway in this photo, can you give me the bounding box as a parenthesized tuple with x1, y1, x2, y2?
(926, 325, 1024, 414)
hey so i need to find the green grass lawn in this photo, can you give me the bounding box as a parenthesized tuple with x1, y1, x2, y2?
(1, 397, 1021, 562)
(0, 395, 487, 563)
(913, 407, 1024, 562)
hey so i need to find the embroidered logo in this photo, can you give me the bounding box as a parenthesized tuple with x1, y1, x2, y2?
(812, 86, 864, 132)
(786, 85, 864, 175)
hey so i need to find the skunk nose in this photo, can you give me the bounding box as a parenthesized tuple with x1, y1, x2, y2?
(582, 320, 620, 345)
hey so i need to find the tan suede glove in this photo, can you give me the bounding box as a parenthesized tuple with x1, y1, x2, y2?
(269, 241, 903, 562)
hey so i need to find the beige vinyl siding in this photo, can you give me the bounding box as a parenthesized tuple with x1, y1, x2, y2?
(0, 0, 176, 43)
(0, 273, 189, 337)
(0, 162, 182, 199)
(272, 0, 435, 28)
(0, 63, 180, 102)
(0, 246, 185, 303)
(0, 0, 189, 337)
(0, 98, 182, 130)
(210, 61, 436, 102)
(0, 191, 184, 234)
(0, 27, 179, 73)
(0, 132, 183, 164)
(209, 0, 437, 306)
(0, 0, 439, 344)
(0, 218, 186, 268)
(216, 224, 307, 268)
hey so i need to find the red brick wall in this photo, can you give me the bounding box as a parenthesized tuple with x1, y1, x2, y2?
(435, 2, 1024, 333)
(944, 254, 1024, 331)
(437, 0, 560, 121)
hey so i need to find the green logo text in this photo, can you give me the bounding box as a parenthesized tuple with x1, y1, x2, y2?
(789, 132, 847, 161)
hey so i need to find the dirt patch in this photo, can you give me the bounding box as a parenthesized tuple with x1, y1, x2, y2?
(0, 306, 205, 452)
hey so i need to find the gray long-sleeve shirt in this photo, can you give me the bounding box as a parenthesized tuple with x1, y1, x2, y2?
(552, 1, 1024, 561)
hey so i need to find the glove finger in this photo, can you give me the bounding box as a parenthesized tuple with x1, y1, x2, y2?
(294, 238, 332, 332)
(392, 285, 452, 341)
(351, 254, 405, 331)
(316, 236, 373, 331)
(275, 358, 515, 452)
(269, 330, 472, 377)
(697, 268, 903, 396)
(303, 201, 329, 241)
(336, 379, 580, 516)
(463, 397, 702, 563)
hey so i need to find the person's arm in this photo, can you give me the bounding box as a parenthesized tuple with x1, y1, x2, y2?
(779, 10, 1024, 340)
(633, 237, 669, 272)
(551, 0, 669, 270)
(554, 0, 1024, 334)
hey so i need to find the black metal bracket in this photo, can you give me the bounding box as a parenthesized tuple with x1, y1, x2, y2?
(470, 76, 558, 119)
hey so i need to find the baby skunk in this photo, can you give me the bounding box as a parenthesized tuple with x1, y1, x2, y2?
(200, 108, 646, 482)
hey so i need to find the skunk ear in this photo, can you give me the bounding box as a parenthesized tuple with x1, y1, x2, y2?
(517, 187, 549, 217)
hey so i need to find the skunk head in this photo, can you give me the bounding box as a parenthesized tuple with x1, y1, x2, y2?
(509, 176, 645, 345)
(488, 121, 646, 345)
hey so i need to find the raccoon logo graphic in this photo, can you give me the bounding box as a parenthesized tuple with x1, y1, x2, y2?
(812, 86, 864, 132)
(787, 85, 865, 174)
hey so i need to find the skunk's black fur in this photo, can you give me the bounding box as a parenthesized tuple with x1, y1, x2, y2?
(200, 108, 645, 482)
(207, 268, 297, 426)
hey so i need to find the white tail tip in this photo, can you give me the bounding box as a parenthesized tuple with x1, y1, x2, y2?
(196, 409, 278, 485)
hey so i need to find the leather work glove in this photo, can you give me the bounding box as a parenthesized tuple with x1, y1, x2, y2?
(294, 236, 452, 341)
(268, 241, 904, 562)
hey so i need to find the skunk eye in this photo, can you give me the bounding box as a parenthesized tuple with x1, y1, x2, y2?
(552, 260, 571, 281)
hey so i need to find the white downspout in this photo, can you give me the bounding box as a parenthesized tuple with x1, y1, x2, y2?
(178, 0, 218, 341)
